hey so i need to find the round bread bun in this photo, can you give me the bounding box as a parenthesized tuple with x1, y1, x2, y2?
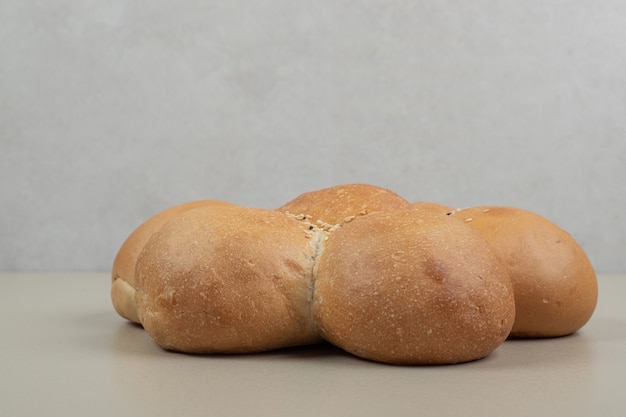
(452, 206, 598, 338)
(134, 204, 324, 353)
(412, 201, 456, 216)
(278, 184, 412, 228)
(111, 200, 232, 323)
(312, 209, 515, 365)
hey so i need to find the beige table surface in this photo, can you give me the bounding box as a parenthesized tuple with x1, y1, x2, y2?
(2, 272, 625, 417)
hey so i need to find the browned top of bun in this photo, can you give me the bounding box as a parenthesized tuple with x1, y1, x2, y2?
(312, 209, 515, 364)
(411, 201, 456, 216)
(135, 204, 323, 353)
(453, 206, 598, 337)
(278, 184, 412, 227)
(111, 200, 234, 322)
(112, 201, 233, 287)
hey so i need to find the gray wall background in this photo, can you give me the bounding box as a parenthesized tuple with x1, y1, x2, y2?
(2, 1, 625, 273)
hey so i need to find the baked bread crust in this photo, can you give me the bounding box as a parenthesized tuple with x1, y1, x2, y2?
(134, 204, 324, 353)
(312, 209, 515, 364)
(452, 206, 598, 337)
(110, 185, 597, 363)
(278, 184, 412, 227)
(111, 200, 231, 323)
(411, 201, 456, 216)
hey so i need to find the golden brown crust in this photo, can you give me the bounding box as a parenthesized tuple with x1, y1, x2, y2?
(452, 206, 598, 337)
(110, 184, 598, 363)
(135, 205, 323, 353)
(411, 201, 456, 216)
(278, 184, 412, 227)
(312, 209, 515, 364)
(111, 200, 233, 322)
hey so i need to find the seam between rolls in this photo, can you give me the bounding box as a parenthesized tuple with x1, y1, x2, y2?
(282, 211, 345, 335)
(307, 230, 327, 334)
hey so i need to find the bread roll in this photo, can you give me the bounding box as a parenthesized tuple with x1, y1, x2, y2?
(452, 206, 598, 337)
(111, 200, 232, 323)
(135, 204, 324, 353)
(312, 209, 515, 364)
(111, 184, 597, 364)
(278, 184, 412, 227)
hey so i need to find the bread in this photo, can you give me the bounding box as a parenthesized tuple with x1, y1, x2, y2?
(111, 200, 232, 323)
(134, 204, 323, 353)
(451, 206, 598, 337)
(111, 184, 597, 364)
(278, 183, 412, 227)
(312, 209, 515, 364)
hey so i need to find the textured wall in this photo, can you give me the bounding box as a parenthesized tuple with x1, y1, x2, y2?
(2, 1, 625, 272)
